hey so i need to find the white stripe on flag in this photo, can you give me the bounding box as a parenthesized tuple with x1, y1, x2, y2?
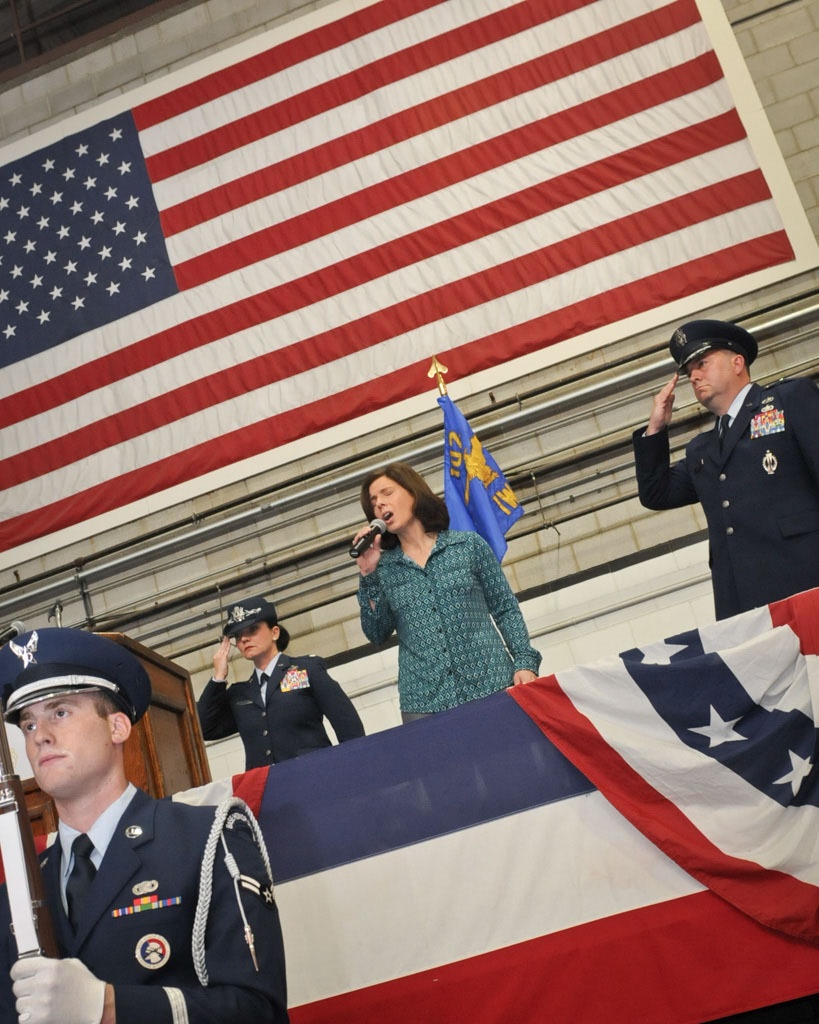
(276, 791, 702, 1005)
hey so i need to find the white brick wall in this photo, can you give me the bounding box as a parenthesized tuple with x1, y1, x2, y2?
(729, 0, 819, 234)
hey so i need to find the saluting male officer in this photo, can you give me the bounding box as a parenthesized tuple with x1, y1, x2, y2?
(633, 319, 819, 621)
(0, 628, 288, 1024)
(198, 597, 364, 770)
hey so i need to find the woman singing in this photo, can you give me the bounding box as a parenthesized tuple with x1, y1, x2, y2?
(353, 463, 541, 722)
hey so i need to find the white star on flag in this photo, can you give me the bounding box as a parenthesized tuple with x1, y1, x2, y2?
(688, 705, 747, 748)
(773, 750, 814, 797)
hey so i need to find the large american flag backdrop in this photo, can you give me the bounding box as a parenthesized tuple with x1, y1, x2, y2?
(0, 0, 803, 556)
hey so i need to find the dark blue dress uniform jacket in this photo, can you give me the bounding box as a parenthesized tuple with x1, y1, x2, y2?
(633, 377, 819, 620)
(197, 653, 364, 770)
(0, 789, 288, 1024)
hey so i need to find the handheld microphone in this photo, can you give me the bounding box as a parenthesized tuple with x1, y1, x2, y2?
(349, 513, 392, 558)
(0, 620, 26, 646)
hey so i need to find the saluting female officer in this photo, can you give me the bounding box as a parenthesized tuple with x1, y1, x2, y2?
(198, 596, 364, 769)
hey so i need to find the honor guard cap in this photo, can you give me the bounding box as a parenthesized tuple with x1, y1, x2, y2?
(0, 627, 151, 725)
(222, 597, 278, 638)
(669, 319, 758, 370)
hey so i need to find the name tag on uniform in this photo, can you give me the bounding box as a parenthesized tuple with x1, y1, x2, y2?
(281, 667, 310, 692)
(750, 408, 785, 438)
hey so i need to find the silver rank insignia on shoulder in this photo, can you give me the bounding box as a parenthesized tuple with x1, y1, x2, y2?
(763, 450, 778, 475)
(242, 879, 275, 904)
(239, 874, 269, 900)
(125, 825, 143, 839)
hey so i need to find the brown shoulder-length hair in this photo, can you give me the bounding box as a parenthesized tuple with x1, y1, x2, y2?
(360, 463, 449, 549)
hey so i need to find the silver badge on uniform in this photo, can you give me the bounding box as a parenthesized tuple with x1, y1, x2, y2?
(763, 450, 778, 475)
(125, 825, 143, 839)
(133, 879, 159, 896)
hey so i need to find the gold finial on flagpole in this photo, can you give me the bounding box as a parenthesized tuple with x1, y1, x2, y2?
(428, 355, 449, 396)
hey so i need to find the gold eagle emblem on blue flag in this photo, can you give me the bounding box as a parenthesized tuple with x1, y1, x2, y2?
(438, 395, 522, 561)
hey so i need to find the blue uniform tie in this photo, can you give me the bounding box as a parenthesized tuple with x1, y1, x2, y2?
(66, 833, 96, 929)
(718, 413, 730, 451)
(259, 672, 271, 702)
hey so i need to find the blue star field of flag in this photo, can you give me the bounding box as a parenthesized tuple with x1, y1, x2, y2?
(621, 629, 818, 808)
(0, 111, 177, 371)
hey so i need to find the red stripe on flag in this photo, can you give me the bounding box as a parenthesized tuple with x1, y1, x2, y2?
(132, 0, 452, 131)
(158, 0, 704, 236)
(145, 3, 549, 182)
(510, 676, 819, 943)
(141, 0, 611, 182)
(232, 767, 270, 818)
(770, 589, 819, 656)
(0, 228, 792, 552)
(445, 232, 794, 372)
(170, 51, 726, 286)
(288, 890, 819, 1024)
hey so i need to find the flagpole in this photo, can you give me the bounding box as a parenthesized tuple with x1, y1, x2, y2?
(428, 355, 449, 396)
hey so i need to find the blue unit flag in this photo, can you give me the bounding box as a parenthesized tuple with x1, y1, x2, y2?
(438, 394, 523, 561)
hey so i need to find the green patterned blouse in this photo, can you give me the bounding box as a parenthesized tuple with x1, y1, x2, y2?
(357, 530, 541, 714)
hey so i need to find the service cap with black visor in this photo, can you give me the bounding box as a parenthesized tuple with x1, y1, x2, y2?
(1, 627, 151, 726)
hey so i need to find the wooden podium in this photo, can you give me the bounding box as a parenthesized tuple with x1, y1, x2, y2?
(25, 632, 211, 835)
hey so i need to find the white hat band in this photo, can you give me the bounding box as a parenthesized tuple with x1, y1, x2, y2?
(4, 674, 120, 720)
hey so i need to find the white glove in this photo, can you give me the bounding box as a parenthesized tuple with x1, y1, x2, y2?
(11, 956, 106, 1024)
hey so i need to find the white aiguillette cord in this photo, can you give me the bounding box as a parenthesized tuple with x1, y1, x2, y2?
(192, 797, 273, 983)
